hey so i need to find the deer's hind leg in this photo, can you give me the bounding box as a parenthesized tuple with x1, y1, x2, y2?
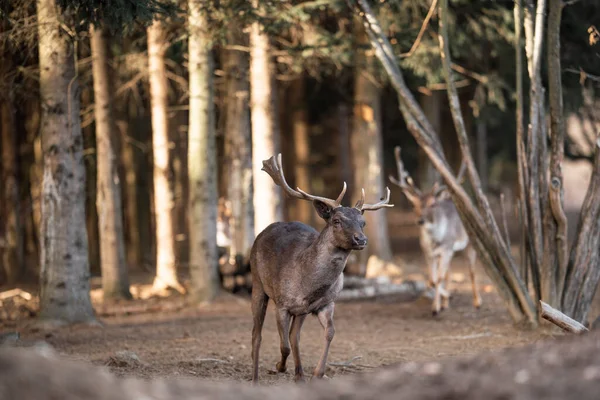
(251, 282, 269, 384)
(441, 252, 455, 311)
(466, 245, 482, 309)
(275, 308, 291, 373)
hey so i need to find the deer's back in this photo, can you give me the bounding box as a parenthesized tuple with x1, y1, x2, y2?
(250, 221, 317, 286)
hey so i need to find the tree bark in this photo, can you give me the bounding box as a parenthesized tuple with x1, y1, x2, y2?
(250, 3, 283, 235)
(514, 0, 530, 289)
(290, 76, 313, 226)
(563, 135, 600, 322)
(36, 0, 95, 324)
(90, 25, 132, 300)
(476, 118, 488, 192)
(1, 97, 24, 284)
(147, 18, 185, 294)
(545, 0, 568, 306)
(351, 20, 393, 269)
(418, 92, 442, 189)
(224, 27, 254, 267)
(188, 0, 220, 302)
(540, 300, 588, 334)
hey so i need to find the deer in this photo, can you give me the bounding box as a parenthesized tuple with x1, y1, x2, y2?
(250, 154, 393, 384)
(389, 146, 481, 317)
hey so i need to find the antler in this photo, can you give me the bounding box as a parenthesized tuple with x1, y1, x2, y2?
(354, 187, 394, 212)
(261, 154, 347, 209)
(389, 146, 422, 202)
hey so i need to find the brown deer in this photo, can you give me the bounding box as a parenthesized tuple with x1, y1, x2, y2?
(250, 154, 393, 384)
(389, 146, 481, 316)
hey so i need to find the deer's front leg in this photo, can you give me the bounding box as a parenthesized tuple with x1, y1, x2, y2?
(313, 302, 335, 379)
(430, 255, 441, 316)
(275, 308, 291, 373)
(289, 313, 307, 383)
(433, 251, 453, 315)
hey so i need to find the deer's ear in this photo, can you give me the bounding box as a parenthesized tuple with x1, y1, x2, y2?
(313, 200, 332, 220)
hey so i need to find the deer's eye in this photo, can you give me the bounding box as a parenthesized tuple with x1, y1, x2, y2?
(332, 219, 341, 226)
(361, 221, 366, 228)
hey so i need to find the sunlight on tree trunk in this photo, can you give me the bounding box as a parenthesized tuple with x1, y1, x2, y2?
(1, 97, 24, 284)
(36, 0, 95, 325)
(147, 18, 185, 295)
(250, 1, 283, 235)
(351, 20, 393, 271)
(290, 76, 312, 226)
(224, 27, 254, 267)
(188, 0, 219, 302)
(90, 25, 132, 300)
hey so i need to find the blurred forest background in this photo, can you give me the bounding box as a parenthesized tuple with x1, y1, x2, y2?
(0, 0, 599, 326)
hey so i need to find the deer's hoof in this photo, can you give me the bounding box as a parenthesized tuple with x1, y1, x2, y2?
(294, 374, 306, 383)
(432, 310, 439, 317)
(276, 362, 287, 373)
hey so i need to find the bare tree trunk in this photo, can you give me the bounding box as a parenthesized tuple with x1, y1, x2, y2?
(1, 97, 24, 284)
(514, 0, 530, 289)
(90, 25, 131, 300)
(290, 76, 312, 225)
(476, 118, 488, 192)
(147, 19, 185, 294)
(117, 118, 140, 269)
(351, 20, 393, 269)
(188, 0, 220, 302)
(418, 92, 441, 189)
(36, 0, 95, 324)
(524, 0, 554, 305)
(545, 0, 568, 308)
(337, 102, 353, 192)
(224, 28, 254, 267)
(250, 2, 283, 235)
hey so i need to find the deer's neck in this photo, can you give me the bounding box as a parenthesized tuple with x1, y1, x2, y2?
(304, 227, 350, 281)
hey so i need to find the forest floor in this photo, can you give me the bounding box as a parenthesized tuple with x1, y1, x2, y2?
(1, 248, 581, 386)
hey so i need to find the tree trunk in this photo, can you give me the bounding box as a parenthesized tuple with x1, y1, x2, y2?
(351, 20, 393, 270)
(224, 28, 254, 267)
(290, 76, 312, 225)
(90, 25, 131, 300)
(544, 0, 568, 310)
(1, 97, 24, 284)
(250, 4, 283, 235)
(418, 92, 442, 189)
(476, 118, 488, 192)
(337, 102, 353, 194)
(147, 19, 185, 294)
(116, 117, 140, 269)
(188, 0, 220, 302)
(36, 0, 95, 324)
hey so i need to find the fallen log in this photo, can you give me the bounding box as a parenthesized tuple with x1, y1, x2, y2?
(337, 280, 426, 302)
(539, 300, 589, 334)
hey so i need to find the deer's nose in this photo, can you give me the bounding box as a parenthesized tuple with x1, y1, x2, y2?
(352, 233, 367, 246)
(417, 218, 425, 225)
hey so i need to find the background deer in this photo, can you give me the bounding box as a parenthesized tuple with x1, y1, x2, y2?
(389, 146, 481, 316)
(250, 154, 392, 384)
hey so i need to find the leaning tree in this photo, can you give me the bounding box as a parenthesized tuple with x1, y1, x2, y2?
(347, 0, 600, 328)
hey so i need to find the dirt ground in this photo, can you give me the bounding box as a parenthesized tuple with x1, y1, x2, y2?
(1, 251, 571, 386)
(2, 210, 598, 387)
